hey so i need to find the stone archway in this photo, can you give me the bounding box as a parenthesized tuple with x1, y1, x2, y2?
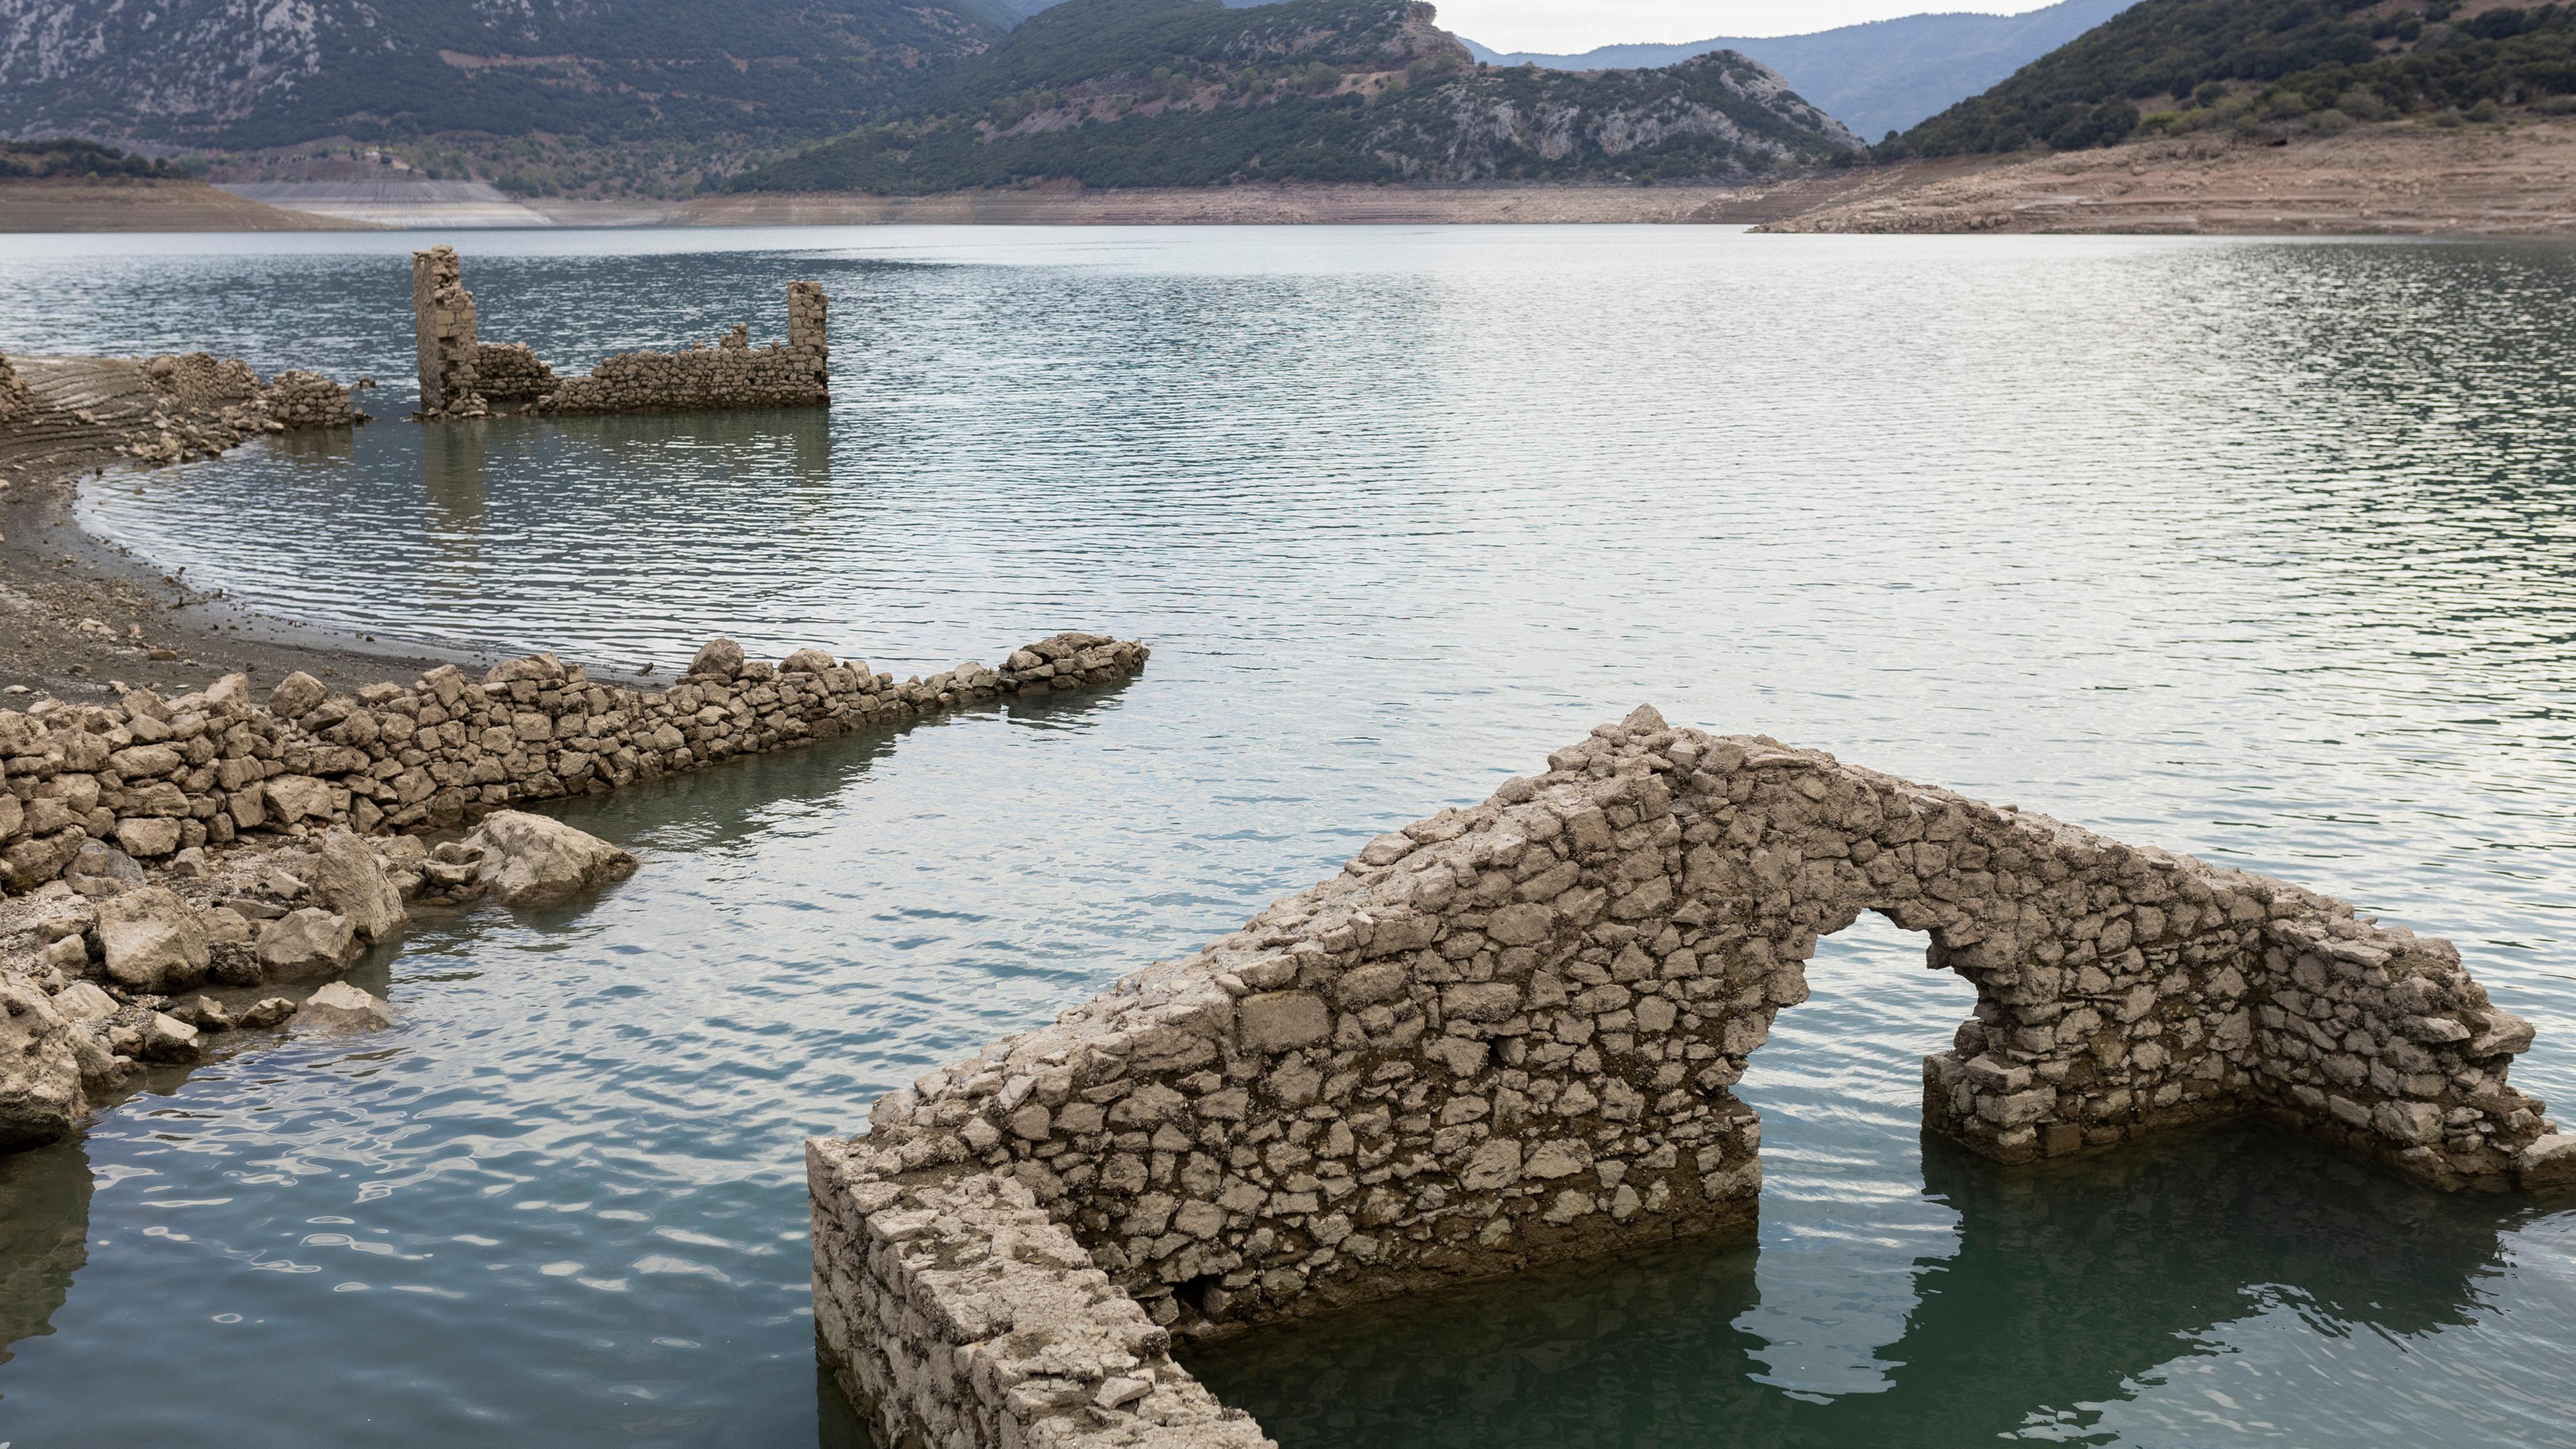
(809, 707, 2569, 1449)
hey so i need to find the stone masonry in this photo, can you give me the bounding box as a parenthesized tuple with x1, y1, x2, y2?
(410, 246, 827, 419)
(0, 348, 30, 423)
(810, 705, 2571, 1449)
(0, 632, 1145, 892)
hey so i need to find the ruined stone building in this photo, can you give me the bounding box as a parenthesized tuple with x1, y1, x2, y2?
(808, 707, 2570, 1449)
(409, 246, 827, 419)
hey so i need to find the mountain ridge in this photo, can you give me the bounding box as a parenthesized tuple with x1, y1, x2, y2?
(1456, 0, 2138, 142)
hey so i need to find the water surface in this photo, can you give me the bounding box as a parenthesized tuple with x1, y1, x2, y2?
(0, 226, 2570, 1446)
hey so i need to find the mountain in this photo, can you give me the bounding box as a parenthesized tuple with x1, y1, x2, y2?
(0, 0, 1002, 195)
(1894, 0, 2576, 155)
(729, 0, 1863, 193)
(1458, 0, 2137, 143)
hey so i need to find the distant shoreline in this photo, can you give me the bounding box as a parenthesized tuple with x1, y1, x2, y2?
(6, 121, 2576, 236)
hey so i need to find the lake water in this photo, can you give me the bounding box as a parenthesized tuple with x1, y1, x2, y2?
(0, 225, 2571, 1446)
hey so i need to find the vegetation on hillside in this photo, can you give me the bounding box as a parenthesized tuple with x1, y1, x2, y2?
(1888, 0, 2576, 155)
(730, 0, 1860, 193)
(0, 0, 1001, 196)
(0, 140, 191, 180)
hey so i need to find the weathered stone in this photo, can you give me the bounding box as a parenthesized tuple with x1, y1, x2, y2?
(1236, 991, 1330, 1054)
(142, 1011, 202, 1063)
(257, 908, 358, 980)
(295, 981, 392, 1032)
(96, 885, 211, 991)
(64, 842, 146, 898)
(467, 811, 637, 906)
(50, 981, 118, 1023)
(268, 672, 327, 719)
(0, 981, 86, 1149)
(315, 830, 406, 943)
(114, 816, 184, 859)
(262, 775, 335, 823)
(689, 638, 745, 680)
(2517, 1134, 2576, 1190)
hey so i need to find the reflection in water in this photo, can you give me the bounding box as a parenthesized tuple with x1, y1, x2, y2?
(0, 1143, 89, 1368)
(1188, 1128, 2535, 1449)
(422, 419, 488, 565)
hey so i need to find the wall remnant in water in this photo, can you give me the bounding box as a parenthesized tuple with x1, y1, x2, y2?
(0, 632, 1144, 890)
(408, 245, 826, 419)
(0, 349, 30, 423)
(809, 705, 2571, 1449)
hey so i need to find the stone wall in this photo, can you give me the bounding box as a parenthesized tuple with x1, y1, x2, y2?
(0, 348, 29, 423)
(0, 631, 1145, 890)
(472, 343, 557, 402)
(809, 1146, 1272, 1449)
(535, 286, 828, 415)
(409, 246, 827, 418)
(811, 706, 2569, 1448)
(411, 245, 480, 417)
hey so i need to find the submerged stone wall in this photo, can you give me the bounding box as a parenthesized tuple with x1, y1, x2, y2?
(810, 706, 2569, 1449)
(409, 246, 826, 418)
(537, 288, 828, 415)
(0, 632, 1145, 891)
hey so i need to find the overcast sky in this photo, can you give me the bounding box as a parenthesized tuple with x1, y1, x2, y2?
(1440, 0, 2060, 52)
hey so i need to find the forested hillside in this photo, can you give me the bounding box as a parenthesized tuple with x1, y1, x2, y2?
(0, 0, 1000, 194)
(730, 0, 1862, 191)
(1891, 0, 2576, 156)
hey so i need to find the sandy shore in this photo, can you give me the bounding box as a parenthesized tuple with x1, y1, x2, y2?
(1760, 119, 2576, 235)
(0, 356, 458, 702)
(0, 178, 370, 233)
(670, 177, 1872, 227)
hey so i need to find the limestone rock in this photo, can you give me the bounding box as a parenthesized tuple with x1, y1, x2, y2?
(114, 816, 184, 859)
(64, 843, 146, 898)
(96, 885, 212, 992)
(262, 774, 335, 824)
(0, 981, 87, 1150)
(237, 997, 297, 1030)
(315, 830, 406, 943)
(142, 1011, 202, 1063)
(689, 637, 745, 680)
(467, 811, 636, 907)
(296, 981, 392, 1032)
(268, 672, 327, 718)
(49, 981, 118, 1023)
(2518, 1134, 2576, 1190)
(257, 908, 358, 980)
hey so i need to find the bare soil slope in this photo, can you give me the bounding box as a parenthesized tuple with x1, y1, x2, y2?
(0, 179, 368, 233)
(678, 178, 1873, 227)
(1762, 119, 2576, 234)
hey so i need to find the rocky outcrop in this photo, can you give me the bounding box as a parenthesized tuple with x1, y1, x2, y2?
(810, 707, 2559, 1449)
(412, 246, 827, 419)
(0, 631, 1144, 891)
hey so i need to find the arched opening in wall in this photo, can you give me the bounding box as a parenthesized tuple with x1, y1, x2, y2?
(1728, 909, 1981, 1399)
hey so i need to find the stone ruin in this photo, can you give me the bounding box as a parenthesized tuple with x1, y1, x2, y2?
(808, 706, 2571, 1449)
(410, 246, 828, 419)
(0, 348, 30, 423)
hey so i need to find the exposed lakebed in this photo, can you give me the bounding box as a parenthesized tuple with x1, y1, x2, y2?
(0, 227, 2570, 1444)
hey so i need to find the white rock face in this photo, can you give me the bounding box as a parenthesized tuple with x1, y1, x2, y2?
(468, 811, 637, 907)
(296, 981, 392, 1032)
(95, 885, 212, 991)
(0, 981, 87, 1150)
